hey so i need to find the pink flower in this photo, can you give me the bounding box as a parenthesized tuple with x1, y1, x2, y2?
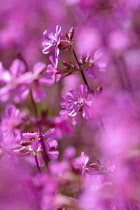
(73, 152, 89, 172)
(61, 84, 94, 119)
(0, 105, 26, 149)
(0, 59, 32, 103)
(42, 25, 62, 57)
(79, 50, 107, 79)
(22, 129, 59, 164)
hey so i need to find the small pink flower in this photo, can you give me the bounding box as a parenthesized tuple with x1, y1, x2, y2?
(42, 25, 62, 57)
(61, 84, 94, 119)
(22, 129, 59, 163)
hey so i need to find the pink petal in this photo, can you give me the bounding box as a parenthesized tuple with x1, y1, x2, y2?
(33, 62, 46, 74)
(66, 90, 78, 102)
(48, 150, 59, 160)
(68, 104, 80, 117)
(82, 105, 92, 119)
(32, 87, 46, 102)
(31, 140, 39, 151)
(22, 132, 36, 139)
(47, 138, 58, 149)
(6, 105, 18, 118)
(77, 84, 88, 98)
(86, 68, 96, 79)
(10, 59, 26, 78)
(43, 129, 56, 138)
(17, 72, 33, 84)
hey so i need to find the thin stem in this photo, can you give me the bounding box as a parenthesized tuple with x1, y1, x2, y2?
(30, 90, 49, 169)
(38, 128, 50, 167)
(30, 90, 39, 118)
(98, 114, 109, 143)
(35, 155, 41, 173)
(16, 51, 28, 71)
(72, 49, 90, 90)
(16, 54, 49, 171)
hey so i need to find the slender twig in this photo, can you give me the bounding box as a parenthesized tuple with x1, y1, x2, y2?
(72, 49, 90, 90)
(98, 114, 110, 143)
(16, 51, 29, 71)
(35, 155, 41, 173)
(38, 127, 50, 167)
(30, 89, 49, 169)
(17, 55, 49, 170)
(30, 90, 39, 118)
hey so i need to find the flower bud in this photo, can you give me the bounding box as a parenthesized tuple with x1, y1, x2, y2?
(20, 140, 32, 146)
(68, 27, 74, 41)
(96, 86, 102, 96)
(58, 40, 70, 50)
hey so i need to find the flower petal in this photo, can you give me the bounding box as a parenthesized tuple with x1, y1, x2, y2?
(22, 132, 36, 139)
(66, 90, 78, 102)
(47, 138, 58, 149)
(60, 97, 68, 108)
(77, 84, 88, 98)
(82, 105, 92, 119)
(32, 87, 46, 102)
(48, 150, 59, 160)
(43, 129, 56, 138)
(86, 67, 96, 79)
(67, 104, 80, 117)
(31, 140, 39, 151)
(43, 29, 54, 40)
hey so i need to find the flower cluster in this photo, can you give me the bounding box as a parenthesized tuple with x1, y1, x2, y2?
(1, 1, 140, 209)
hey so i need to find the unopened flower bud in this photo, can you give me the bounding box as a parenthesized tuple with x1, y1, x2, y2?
(19, 147, 30, 154)
(96, 86, 102, 95)
(68, 27, 74, 41)
(62, 61, 74, 68)
(58, 40, 70, 50)
(90, 89, 95, 96)
(20, 140, 32, 146)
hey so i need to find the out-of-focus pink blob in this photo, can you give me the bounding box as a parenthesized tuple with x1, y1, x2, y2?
(76, 27, 101, 54)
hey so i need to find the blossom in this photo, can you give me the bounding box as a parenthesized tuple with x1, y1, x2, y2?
(60, 84, 94, 119)
(1, 105, 26, 136)
(0, 59, 32, 103)
(20, 129, 59, 165)
(42, 25, 62, 57)
(72, 152, 89, 173)
(79, 50, 107, 79)
(0, 105, 26, 150)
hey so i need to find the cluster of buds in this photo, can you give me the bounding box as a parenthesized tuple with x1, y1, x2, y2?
(78, 55, 94, 72)
(58, 27, 74, 51)
(13, 130, 59, 166)
(57, 60, 77, 77)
